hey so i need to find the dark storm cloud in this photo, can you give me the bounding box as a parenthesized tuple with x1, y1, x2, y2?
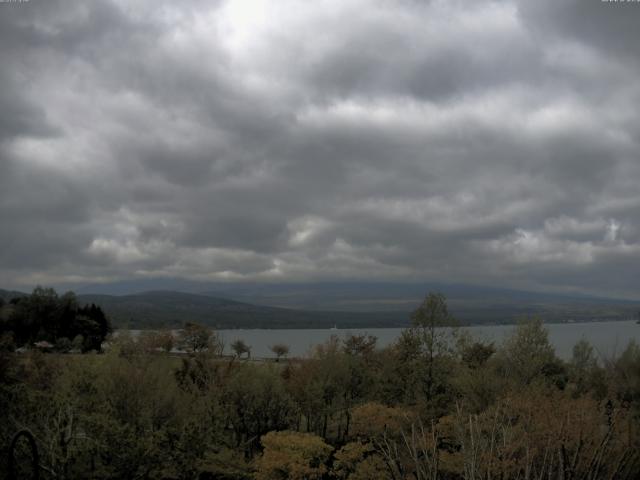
(1, 0, 640, 297)
(0, 84, 59, 141)
(520, 0, 640, 61)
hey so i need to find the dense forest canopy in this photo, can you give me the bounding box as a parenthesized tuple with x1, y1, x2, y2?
(1, 292, 640, 479)
(0, 287, 111, 353)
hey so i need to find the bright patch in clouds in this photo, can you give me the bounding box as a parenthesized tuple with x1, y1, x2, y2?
(1, 0, 640, 298)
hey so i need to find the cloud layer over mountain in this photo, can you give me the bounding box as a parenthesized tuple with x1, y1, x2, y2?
(1, 0, 640, 297)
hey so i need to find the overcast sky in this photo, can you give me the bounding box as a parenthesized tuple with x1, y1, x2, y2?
(1, 0, 640, 298)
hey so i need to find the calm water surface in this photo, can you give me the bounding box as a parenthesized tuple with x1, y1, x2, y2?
(217, 320, 640, 360)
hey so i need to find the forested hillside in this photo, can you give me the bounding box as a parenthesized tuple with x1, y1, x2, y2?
(76, 290, 407, 329)
(4, 285, 639, 330)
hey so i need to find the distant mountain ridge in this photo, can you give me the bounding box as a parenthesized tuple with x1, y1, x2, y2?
(198, 282, 639, 312)
(4, 282, 640, 329)
(74, 279, 638, 307)
(73, 290, 407, 329)
(0, 289, 27, 302)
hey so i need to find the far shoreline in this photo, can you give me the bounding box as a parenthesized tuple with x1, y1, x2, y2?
(116, 316, 637, 331)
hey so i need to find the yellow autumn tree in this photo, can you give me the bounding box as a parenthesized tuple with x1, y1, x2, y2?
(254, 431, 333, 480)
(333, 441, 391, 480)
(349, 401, 412, 440)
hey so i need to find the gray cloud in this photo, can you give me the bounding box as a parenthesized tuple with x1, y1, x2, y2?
(1, 0, 640, 298)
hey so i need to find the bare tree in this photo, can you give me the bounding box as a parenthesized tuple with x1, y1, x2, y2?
(269, 343, 289, 362)
(231, 339, 251, 359)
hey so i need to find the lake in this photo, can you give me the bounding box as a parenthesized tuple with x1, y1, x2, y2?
(216, 320, 640, 360)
